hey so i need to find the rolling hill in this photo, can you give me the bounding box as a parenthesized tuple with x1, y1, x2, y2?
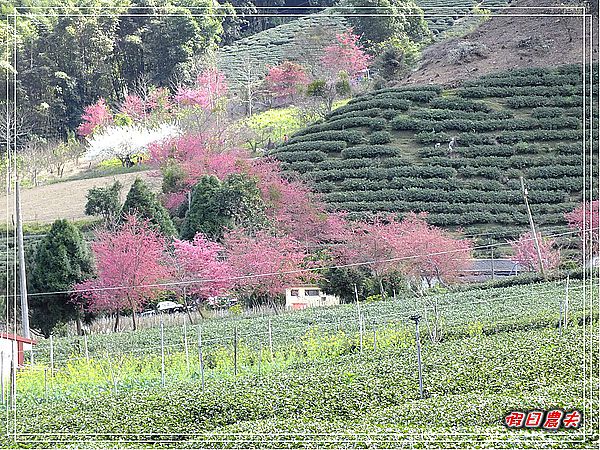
(216, 0, 514, 87)
(272, 64, 598, 246)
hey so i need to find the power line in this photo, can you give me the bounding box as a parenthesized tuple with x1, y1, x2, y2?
(10, 228, 584, 299)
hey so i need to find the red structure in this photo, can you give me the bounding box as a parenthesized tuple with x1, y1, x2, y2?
(0, 332, 37, 366)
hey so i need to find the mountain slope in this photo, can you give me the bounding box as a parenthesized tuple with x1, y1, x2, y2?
(272, 64, 598, 246)
(402, 0, 598, 86)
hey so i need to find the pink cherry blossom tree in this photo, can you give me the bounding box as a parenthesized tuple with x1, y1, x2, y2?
(510, 231, 561, 272)
(175, 68, 228, 110)
(73, 215, 170, 331)
(120, 94, 147, 121)
(168, 233, 233, 320)
(334, 212, 473, 294)
(77, 98, 113, 137)
(320, 29, 372, 80)
(565, 200, 600, 255)
(265, 61, 310, 102)
(394, 213, 473, 289)
(223, 229, 314, 308)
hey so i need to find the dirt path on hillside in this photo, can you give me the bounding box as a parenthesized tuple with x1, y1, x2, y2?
(400, 0, 598, 87)
(0, 171, 161, 224)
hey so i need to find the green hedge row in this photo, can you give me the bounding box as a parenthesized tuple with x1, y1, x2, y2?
(311, 116, 388, 132)
(281, 161, 315, 173)
(507, 177, 582, 192)
(527, 165, 591, 179)
(373, 90, 438, 103)
(463, 74, 582, 88)
(340, 145, 401, 159)
(457, 84, 582, 99)
(392, 116, 580, 133)
(327, 107, 398, 122)
(506, 95, 583, 108)
(411, 108, 513, 121)
(374, 85, 443, 94)
(306, 165, 457, 181)
(331, 98, 411, 116)
(322, 187, 566, 205)
(428, 97, 492, 112)
(417, 129, 583, 145)
(369, 131, 393, 144)
(288, 130, 367, 144)
(275, 150, 328, 163)
(531, 107, 583, 118)
(312, 157, 416, 172)
(427, 154, 581, 170)
(276, 140, 347, 154)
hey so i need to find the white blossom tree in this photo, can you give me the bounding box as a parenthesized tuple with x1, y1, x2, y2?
(84, 123, 181, 166)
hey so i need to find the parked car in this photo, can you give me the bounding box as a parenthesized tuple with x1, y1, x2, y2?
(157, 301, 185, 314)
(139, 309, 156, 317)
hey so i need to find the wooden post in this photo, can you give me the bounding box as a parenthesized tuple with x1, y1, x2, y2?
(84, 334, 89, 364)
(564, 275, 570, 331)
(233, 326, 238, 376)
(0, 352, 4, 405)
(160, 320, 165, 388)
(9, 360, 15, 410)
(359, 314, 363, 353)
(49, 335, 54, 376)
(373, 325, 377, 352)
(520, 176, 546, 278)
(258, 345, 262, 378)
(198, 326, 205, 391)
(268, 318, 273, 361)
(44, 367, 47, 399)
(410, 315, 424, 399)
(16, 181, 31, 339)
(183, 322, 189, 374)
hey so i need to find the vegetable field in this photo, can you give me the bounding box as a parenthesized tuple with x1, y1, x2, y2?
(273, 64, 598, 243)
(4, 279, 599, 448)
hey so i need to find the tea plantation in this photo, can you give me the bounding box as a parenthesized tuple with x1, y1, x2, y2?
(6, 279, 599, 448)
(217, 0, 513, 86)
(273, 64, 598, 244)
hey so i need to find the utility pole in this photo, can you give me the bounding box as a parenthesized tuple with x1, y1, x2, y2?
(15, 181, 30, 339)
(520, 177, 546, 279)
(409, 314, 424, 399)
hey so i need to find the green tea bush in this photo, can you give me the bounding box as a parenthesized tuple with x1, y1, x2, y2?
(275, 150, 328, 163)
(341, 145, 401, 159)
(277, 140, 347, 153)
(369, 131, 393, 144)
(428, 97, 492, 112)
(506, 95, 583, 108)
(288, 130, 367, 145)
(458, 84, 582, 98)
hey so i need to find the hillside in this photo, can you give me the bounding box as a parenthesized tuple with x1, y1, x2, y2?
(272, 64, 598, 246)
(217, 13, 349, 87)
(13, 280, 599, 447)
(216, 0, 514, 87)
(403, 0, 598, 86)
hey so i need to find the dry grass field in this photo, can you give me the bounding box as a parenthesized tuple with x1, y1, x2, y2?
(0, 171, 161, 225)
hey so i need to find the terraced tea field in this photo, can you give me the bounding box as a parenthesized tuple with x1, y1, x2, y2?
(217, 1, 513, 87)
(5, 279, 598, 448)
(273, 64, 598, 245)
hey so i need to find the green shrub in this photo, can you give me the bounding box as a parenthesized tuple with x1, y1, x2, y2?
(369, 131, 393, 144)
(275, 150, 328, 163)
(277, 140, 347, 154)
(288, 130, 367, 145)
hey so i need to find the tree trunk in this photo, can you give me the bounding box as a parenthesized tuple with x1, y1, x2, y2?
(113, 310, 120, 332)
(182, 288, 193, 324)
(75, 315, 83, 336)
(131, 309, 137, 331)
